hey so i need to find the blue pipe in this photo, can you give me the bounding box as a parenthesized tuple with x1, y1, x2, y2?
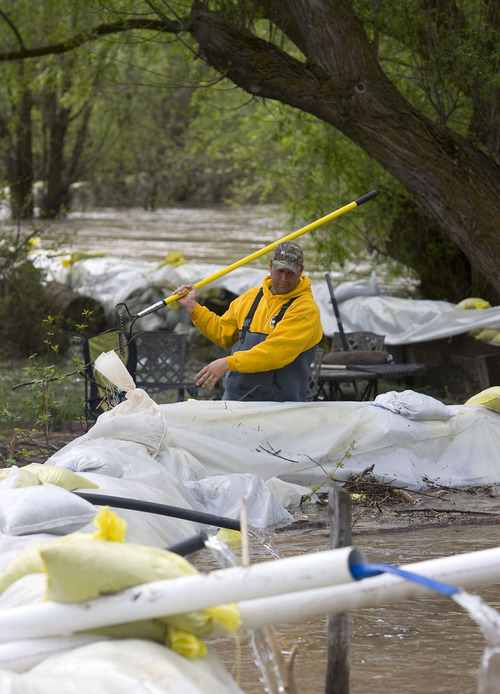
(350, 562, 460, 596)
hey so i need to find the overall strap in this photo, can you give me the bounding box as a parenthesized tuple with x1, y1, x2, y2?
(270, 297, 297, 328)
(240, 288, 263, 339)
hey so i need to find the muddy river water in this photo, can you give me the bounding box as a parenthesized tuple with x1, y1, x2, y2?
(205, 518, 500, 694)
(41, 206, 500, 693)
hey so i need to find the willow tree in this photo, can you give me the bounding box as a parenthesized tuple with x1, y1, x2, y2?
(1, 0, 499, 296)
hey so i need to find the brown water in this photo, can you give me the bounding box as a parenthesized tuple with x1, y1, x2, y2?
(203, 519, 500, 694)
(42, 206, 283, 267)
(37, 204, 414, 291)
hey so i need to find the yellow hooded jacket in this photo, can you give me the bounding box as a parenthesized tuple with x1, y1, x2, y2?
(190, 274, 322, 385)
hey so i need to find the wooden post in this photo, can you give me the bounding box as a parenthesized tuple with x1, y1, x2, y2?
(325, 482, 352, 694)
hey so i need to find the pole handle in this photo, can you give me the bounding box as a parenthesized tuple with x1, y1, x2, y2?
(138, 190, 380, 314)
(355, 190, 379, 206)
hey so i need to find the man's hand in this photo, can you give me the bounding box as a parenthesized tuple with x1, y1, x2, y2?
(195, 358, 229, 389)
(172, 284, 197, 314)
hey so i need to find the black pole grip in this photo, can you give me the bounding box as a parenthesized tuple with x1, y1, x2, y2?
(74, 492, 241, 531)
(355, 189, 379, 206)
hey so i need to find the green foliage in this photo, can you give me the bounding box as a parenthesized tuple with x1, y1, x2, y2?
(0, 313, 88, 467)
(353, 0, 500, 155)
(0, 229, 49, 356)
(302, 440, 356, 503)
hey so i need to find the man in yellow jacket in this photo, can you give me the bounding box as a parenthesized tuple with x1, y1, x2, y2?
(172, 241, 323, 401)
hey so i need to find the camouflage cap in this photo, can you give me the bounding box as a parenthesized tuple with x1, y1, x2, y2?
(270, 241, 304, 275)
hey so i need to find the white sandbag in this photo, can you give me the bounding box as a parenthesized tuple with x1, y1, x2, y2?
(335, 294, 500, 344)
(373, 390, 456, 420)
(86, 388, 167, 457)
(47, 439, 126, 478)
(185, 474, 293, 529)
(94, 350, 135, 393)
(0, 486, 95, 537)
(47, 438, 196, 498)
(0, 639, 244, 693)
(266, 477, 313, 508)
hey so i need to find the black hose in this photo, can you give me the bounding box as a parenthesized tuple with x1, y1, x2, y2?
(74, 491, 241, 531)
(166, 532, 209, 557)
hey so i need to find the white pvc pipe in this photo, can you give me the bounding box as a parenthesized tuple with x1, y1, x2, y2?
(236, 546, 500, 629)
(0, 546, 363, 643)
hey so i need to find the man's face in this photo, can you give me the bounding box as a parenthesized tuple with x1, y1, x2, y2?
(269, 262, 303, 294)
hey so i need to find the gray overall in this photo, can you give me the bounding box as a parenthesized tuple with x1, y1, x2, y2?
(222, 288, 318, 402)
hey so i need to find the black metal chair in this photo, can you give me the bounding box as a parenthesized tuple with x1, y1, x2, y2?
(321, 332, 387, 401)
(330, 331, 385, 352)
(306, 348, 324, 401)
(129, 331, 197, 402)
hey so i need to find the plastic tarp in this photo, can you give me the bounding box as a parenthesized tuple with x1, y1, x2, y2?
(45, 392, 500, 516)
(33, 254, 500, 343)
(154, 398, 500, 491)
(0, 639, 244, 693)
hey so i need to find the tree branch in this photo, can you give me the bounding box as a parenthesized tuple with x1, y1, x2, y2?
(0, 18, 183, 62)
(0, 8, 26, 51)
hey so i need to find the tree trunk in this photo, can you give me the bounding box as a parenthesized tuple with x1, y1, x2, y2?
(41, 92, 71, 219)
(5, 87, 34, 220)
(188, 1, 500, 294)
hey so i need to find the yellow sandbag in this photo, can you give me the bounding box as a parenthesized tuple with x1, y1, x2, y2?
(0, 468, 41, 488)
(90, 618, 168, 644)
(41, 541, 197, 602)
(42, 540, 241, 637)
(454, 297, 491, 310)
(0, 534, 93, 595)
(24, 464, 99, 490)
(41, 540, 217, 637)
(61, 251, 105, 267)
(475, 329, 500, 343)
(216, 528, 242, 549)
(465, 387, 500, 412)
(0, 530, 241, 658)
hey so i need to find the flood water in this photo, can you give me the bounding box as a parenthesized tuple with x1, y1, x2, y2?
(203, 519, 500, 694)
(34, 206, 499, 692)
(36, 204, 413, 291)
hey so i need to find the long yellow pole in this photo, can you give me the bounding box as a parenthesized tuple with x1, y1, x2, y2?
(136, 190, 378, 317)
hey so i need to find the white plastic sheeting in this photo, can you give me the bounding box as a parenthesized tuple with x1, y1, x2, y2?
(34, 254, 500, 343)
(155, 398, 500, 491)
(0, 639, 244, 693)
(48, 390, 500, 519)
(333, 293, 500, 345)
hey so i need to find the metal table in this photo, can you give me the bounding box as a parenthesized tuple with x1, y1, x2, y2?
(317, 362, 427, 401)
